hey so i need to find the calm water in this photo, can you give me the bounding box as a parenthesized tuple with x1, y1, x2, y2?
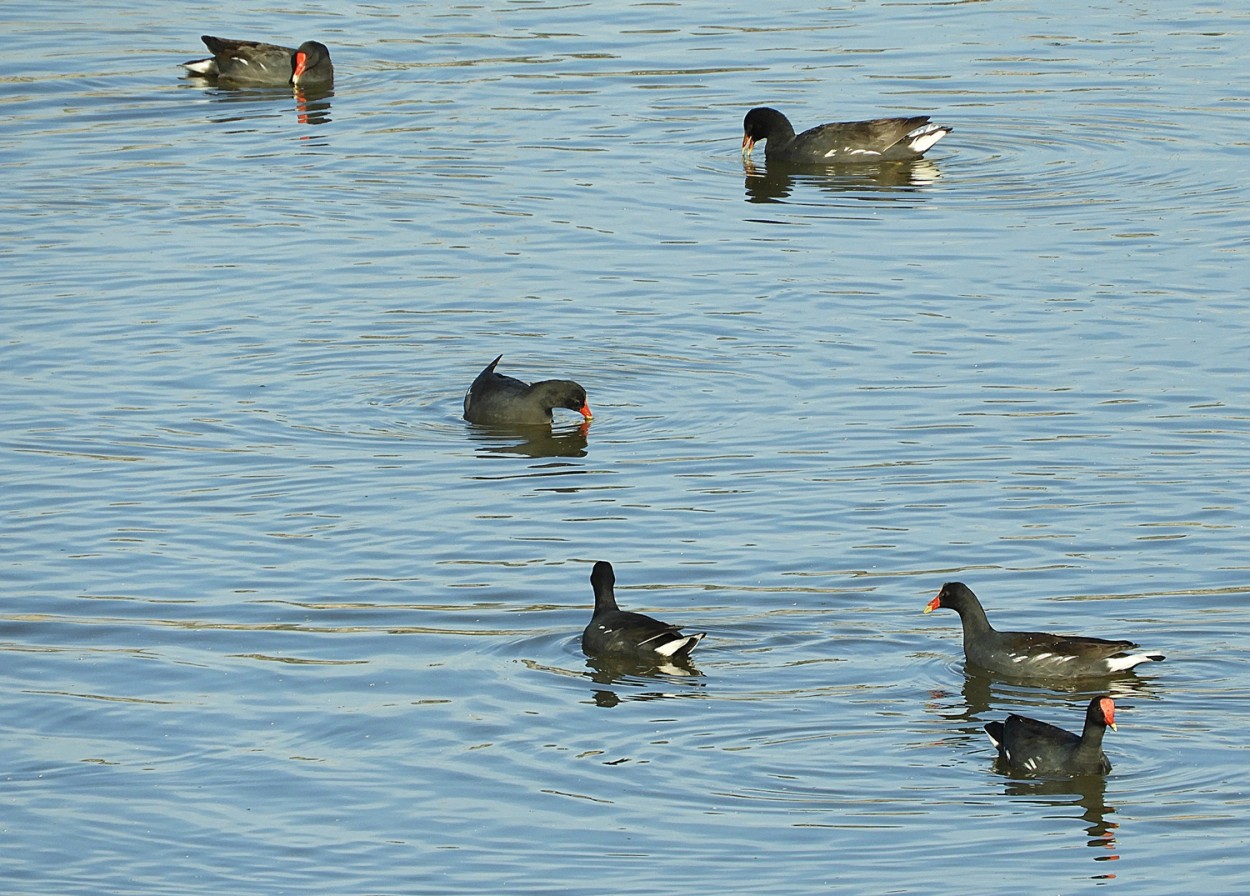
(3, 1, 1249, 893)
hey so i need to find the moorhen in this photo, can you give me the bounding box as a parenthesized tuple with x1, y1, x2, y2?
(183, 36, 334, 88)
(463, 355, 592, 426)
(925, 582, 1164, 680)
(581, 561, 704, 661)
(985, 695, 1117, 776)
(741, 106, 951, 165)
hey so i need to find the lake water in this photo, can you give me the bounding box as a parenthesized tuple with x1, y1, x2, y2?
(3, 1, 1249, 893)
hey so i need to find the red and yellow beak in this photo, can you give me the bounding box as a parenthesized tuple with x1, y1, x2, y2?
(1101, 697, 1117, 731)
(742, 133, 756, 156)
(924, 594, 941, 614)
(579, 402, 593, 421)
(293, 50, 308, 82)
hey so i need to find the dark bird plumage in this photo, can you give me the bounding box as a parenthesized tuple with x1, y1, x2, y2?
(182, 36, 333, 87)
(985, 695, 1117, 776)
(581, 561, 704, 661)
(463, 355, 592, 426)
(925, 582, 1164, 680)
(742, 106, 950, 165)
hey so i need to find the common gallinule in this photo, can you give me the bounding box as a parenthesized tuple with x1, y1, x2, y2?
(741, 107, 951, 165)
(985, 695, 1117, 776)
(463, 355, 592, 426)
(581, 561, 705, 661)
(925, 582, 1164, 680)
(182, 36, 334, 87)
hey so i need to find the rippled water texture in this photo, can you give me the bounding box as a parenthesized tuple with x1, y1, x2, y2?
(4, 1, 1250, 893)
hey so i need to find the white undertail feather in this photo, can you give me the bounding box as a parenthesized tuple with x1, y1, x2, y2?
(1105, 652, 1164, 672)
(654, 633, 704, 657)
(183, 59, 216, 75)
(905, 123, 949, 155)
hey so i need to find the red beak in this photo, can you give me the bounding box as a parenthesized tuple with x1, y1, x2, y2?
(579, 402, 593, 421)
(923, 594, 941, 614)
(293, 51, 308, 81)
(742, 133, 755, 154)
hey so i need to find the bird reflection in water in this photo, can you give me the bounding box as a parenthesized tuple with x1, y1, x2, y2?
(466, 420, 590, 459)
(585, 653, 704, 708)
(743, 158, 942, 204)
(183, 83, 334, 127)
(999, 773, 1120, 872)
(293, 86, 333, 126)
(930, 666, 1162, 729)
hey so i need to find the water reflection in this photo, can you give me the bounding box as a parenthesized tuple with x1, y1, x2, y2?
(997, 773, 1120, 871)
(933, 667, 1161, 730)
(465, 421, 590, 458)
(293, 88, 334, 126)
(181, 81, 334, 126)
(743, 158, 942, 203)
(584, 654, 704, 707)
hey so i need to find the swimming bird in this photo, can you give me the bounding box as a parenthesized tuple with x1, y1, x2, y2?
(925, 582, 1164, 680)
(183, 36, 333, 88)
(463, 355, 591, 426)
(984, 695, 1117, 776)
(581, 561, 704, 661)
(741, 106, 950, 165)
